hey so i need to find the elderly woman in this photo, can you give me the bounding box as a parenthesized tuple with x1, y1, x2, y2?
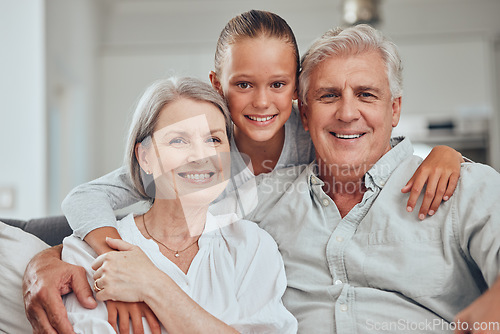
(61, 77, 297, 333)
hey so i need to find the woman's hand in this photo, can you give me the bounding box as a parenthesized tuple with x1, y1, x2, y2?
(106, 301, 161, 334)
(91, 238, 160, 303)
(401, 145, 463, 220)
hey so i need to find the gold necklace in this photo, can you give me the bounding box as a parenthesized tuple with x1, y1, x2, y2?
(142, 214, 200, 258)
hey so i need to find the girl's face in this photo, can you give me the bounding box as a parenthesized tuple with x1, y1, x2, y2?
(212, 37, 298, 144)
(136, 98, 230, 205)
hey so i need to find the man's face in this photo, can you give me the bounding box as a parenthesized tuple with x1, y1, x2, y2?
(301, 50, 401, 179)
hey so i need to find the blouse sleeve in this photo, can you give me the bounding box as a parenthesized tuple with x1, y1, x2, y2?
(228, 221, 297, 334)
(61, 236, 117, 333)
(61, 166, 144, 239)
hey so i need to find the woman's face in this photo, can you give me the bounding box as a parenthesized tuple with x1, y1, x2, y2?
(137, 98, 230, 205)
(214, 37, 298, 144)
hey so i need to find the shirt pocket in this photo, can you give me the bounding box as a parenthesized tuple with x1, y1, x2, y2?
(362, 227, 445, 298)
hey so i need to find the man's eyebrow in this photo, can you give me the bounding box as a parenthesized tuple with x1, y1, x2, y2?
(314, 87, 341, 96)
(356, 86, 382, 94)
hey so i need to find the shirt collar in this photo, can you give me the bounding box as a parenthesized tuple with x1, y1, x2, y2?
(306, 136, 413, 191)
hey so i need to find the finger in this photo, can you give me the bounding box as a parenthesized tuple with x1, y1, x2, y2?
(143, 306, 161, 334)
(106, 302, 119, 333)
(401, 177, 414, 194)
(71, 266, 97, 309)
(106, 237, 134, 252)
(92, 253, 107, 271)
(418, 174, 440, 219)
(453, 314, 470, 334)
(405, 174, 427, 214)
(118, 305, 131, 334)
(427, 176, 449, 216)
(130, 304, 145, 334)
(26, 303, 60, 334)
(41, 292, 76, 334)
(443, 172, 459, 201)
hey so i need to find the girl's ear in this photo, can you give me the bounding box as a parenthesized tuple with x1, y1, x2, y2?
(135, 142, 151, 174)
(298, 99, 309, 132)
(209, 71, 223, 96)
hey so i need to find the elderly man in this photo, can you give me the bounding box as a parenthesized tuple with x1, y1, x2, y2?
(23, 25, 500, 333)
(212, 24, 500, 333)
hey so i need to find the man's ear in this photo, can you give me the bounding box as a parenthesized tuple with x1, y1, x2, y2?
(209, 71, 223, 96)
(135, 142, 151, 174)
(391, 96, 402, 128)
(298, 99, 309, 132)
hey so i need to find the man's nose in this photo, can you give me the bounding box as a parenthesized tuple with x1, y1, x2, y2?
(335, 96, 360, 122)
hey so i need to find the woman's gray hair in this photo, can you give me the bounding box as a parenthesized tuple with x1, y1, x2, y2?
(299, 24, 403, 104)
(124, 77, 232, 200)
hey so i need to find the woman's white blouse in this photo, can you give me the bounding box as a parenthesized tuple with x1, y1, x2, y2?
(62, 213, 297, 333)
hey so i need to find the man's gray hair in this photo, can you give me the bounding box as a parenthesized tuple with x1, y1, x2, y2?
(124, 77, 232, 200)
(299, 24, 403, 104)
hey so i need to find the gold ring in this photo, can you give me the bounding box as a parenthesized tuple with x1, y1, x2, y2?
(93, 279, 103, 292)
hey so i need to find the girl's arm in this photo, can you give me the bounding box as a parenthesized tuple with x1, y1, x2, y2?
(402, 145, 464, 220)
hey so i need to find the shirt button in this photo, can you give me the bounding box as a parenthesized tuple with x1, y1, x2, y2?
(322, 198, 329, 207)
(336, 236, 344, 242)
(339, 304, 348, 312)
(311, 178, 317, 185)
(335, 279, 342, 285)
(380, 180, 386, 186)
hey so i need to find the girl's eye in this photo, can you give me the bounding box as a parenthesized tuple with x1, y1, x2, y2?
(237, 82, 251, 89)
(272, 82, 285, 89)
(206, 137, 222, 145)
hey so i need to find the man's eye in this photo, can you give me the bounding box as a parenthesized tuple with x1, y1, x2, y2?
(320, 94, 338, 99)
(272, 82, 285, 89)
(237, 82, 250, 89)
(360, 92, 375, 98)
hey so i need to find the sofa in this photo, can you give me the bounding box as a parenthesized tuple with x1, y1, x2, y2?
(2, 215, 73, 246)
(0, 216, 74, 333)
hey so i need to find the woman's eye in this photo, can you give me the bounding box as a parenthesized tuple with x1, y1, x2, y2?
(237, 82, 250, 89)
(169, 138, 187, 145)
(272, 82, 285, 89)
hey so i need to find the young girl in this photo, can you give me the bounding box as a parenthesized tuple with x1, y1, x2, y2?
(60, 9, 463, 333)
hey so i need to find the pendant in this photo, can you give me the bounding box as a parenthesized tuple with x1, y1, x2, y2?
(174, 252, 180, 258)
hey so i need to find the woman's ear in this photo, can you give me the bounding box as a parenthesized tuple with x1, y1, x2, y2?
(209, 71, 223, 96)
(135, 142, 151, 174)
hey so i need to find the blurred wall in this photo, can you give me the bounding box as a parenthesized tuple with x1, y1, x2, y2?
(1, 0, 499, 218)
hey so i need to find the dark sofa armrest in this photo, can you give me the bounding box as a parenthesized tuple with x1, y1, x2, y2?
(1, 216, 72, 246)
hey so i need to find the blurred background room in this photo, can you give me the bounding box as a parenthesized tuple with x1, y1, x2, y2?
(1, 0, 499, 219)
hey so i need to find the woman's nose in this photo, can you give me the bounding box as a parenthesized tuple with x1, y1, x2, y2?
(188, 141, 215, 163)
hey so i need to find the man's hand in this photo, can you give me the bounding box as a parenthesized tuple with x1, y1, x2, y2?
(454, 277, 500, 334)
(22, 244, 97, 334)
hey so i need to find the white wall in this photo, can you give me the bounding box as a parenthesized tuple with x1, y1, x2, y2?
(0, 0, 46, 219)
(3, 0, 500, 218)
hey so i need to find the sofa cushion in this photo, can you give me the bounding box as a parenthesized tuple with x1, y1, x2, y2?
(0, 221, 50, 333)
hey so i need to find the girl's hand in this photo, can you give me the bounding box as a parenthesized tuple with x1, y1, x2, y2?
(106, 300, 161, 334)
(401, 145, 463, 220)
(91, 238, 161, 303)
